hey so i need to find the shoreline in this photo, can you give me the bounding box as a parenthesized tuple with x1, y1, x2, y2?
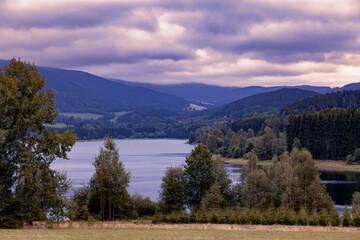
(218, 156, 360, 172)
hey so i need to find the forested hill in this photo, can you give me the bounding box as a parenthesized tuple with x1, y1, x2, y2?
(111, 78, 334, 106)
(211, 88, 318, 119)
(0, 60, 190, 113)
(281, 90, 360, 115)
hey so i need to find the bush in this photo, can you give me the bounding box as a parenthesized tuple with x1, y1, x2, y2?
(342, 206, 351, 227)
(297, 208, 309, 226)
(354, 148, 360, 163)
(352, 214, 360, 227)
(346, 154, 354, 165)
(318, 213, 328, 226)
(328, 211, 341, 226)
(211, 213, 219, 224)
(309, 212, 319, 226)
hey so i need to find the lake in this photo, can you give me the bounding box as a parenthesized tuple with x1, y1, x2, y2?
(52, 139, 360, 207)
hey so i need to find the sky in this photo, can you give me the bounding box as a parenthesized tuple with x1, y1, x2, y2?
(1, 0, 360, 87)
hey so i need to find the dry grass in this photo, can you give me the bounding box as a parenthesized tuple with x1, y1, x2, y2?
(2, 223, 360, 240)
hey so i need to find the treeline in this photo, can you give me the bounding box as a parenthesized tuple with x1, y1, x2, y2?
(52, 111, 204, 140)
(69, 141, 360, 227)
(287, 107, 360, 159)
(154, 146, 360, 227)
(189, 113, 287, 160)
(281, 90, 360, 115)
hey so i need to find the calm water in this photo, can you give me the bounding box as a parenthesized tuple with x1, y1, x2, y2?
(52, 139, 194, 200)
(52, 139, 360, 207)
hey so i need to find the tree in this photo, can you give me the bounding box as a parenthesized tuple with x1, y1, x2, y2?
(0, 58, 76, 227)
(354, 149, 360, 164)
(342, 206, 351, 227)
(131, 193, 156, 218)
(241, 148, 336, 213)
(352, 192, 360, 227)
(200, 182, 224, 211)
(184, 144, 215, 210)
(158, 166, 187, 213)
(93, 137, 131, 221)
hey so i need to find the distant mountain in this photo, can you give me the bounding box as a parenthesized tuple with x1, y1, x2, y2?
(281, 90, 360, 115)
(110, 79, 335, 106)
(0, 60, 190, 113)
(212, 88, 318, 119)
(342, 82, 360, 91)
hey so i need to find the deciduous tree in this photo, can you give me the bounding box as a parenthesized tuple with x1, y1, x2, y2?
(0, 58, 76, 227)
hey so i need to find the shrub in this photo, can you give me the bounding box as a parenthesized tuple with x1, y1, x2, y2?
(297, 208, 309, 226)
(346, 154, 354, 165)
(342, 206, 351, 227)
(352, 214, 360, 227)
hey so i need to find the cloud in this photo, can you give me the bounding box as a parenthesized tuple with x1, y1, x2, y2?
(1, 0, 360, 87)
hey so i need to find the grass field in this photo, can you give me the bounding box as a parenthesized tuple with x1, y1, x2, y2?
(219, 156, 360, 172)
(60, 112, 103, 120)
(1, 227, 360, 240)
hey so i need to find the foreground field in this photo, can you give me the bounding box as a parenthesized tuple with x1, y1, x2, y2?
(1, 224, 360, 240)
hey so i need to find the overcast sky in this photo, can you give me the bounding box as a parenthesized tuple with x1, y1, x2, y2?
(1, 0, 360, 87)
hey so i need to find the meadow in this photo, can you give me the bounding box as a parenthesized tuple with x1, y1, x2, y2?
(1, 224, 360, 240)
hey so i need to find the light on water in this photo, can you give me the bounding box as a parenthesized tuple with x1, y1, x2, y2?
(51, 139, 194, 200)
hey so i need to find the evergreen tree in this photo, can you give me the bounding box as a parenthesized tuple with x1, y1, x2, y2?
(0, 59, 76, 227)
(352, 192, 360, 227)
(342, 206, 351, 227)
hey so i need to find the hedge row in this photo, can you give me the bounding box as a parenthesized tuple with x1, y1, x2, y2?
(153, 209, 360, 227)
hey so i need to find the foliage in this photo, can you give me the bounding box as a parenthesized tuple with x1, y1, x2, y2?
(213, 88, 317, 119)
(352, 192, 360, 215)
(281, 90, 360, 115)
(131, 193, 156, 218)
(159, 145, 232, 212)
(0, 59, 76, 228)
(241, 148, 336, 214)
(287, 107, 360, 159)
(158, 166, 187, 214)
(69, 137, 133, 221)
(93, 137, 131, 221)
(184, 144, 216, 210)
(189, 113, 287, 160)
(152, 208, 341, 226)
(342, 206, 351, 227)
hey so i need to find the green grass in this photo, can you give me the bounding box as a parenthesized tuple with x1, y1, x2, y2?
(218, 156, 360, 172)
(60, 112, 103, 120)
(1, 229, 360, 240)
(45, 123, 74, 128)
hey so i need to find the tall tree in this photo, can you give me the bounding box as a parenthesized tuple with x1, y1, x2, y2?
(0, 58, 76, 227)
(184, 144, 215, 210)
(93, 137, 131, 221)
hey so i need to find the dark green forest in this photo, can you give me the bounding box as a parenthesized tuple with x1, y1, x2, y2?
(287, 107, 360, 160)
(281, 90, 360, 115)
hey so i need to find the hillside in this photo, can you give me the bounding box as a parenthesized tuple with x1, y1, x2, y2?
(111, 79, 334, 106)
(0, 60, 190, 113)
(212, 88, 318, 119)
(281, 90, 360, 115)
